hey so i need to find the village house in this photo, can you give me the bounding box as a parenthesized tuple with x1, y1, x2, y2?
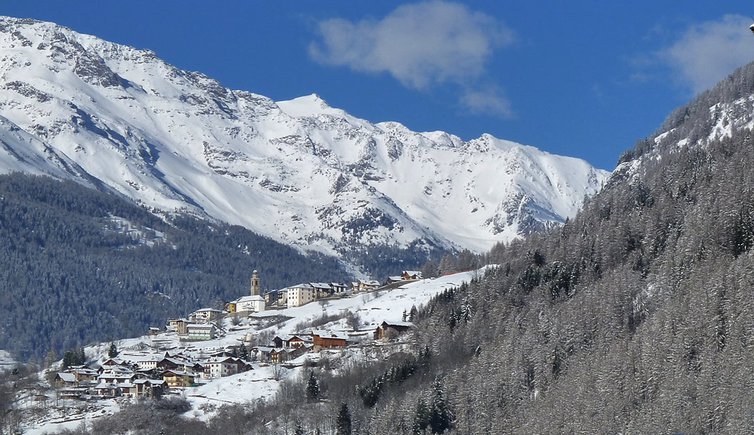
(162, 369, 197, 388)
(310, 282, 333, 298)
(167, 318, 189, 335)
(203, 356, 247, 379)
(189, 308, 224, 324)
(330, 282, 348, 295)
(269, 346, 308, 364)
(64, 365, 99, 383)
(374, 321, 414, 340)
(136, 357, 161, 370)
(155, 354, 204, 373)
(250, 346, 274, 363)
(268, 348, 285, 364)
(93, 382, 120, 398)
(272, 335, 289, 349)
(263, 289, 280, 306)
(133, 378, 167, 398)
(186, 323, 219, 341)
(272, 334, 313, 349)
(278, 288, 289, 305)
(354, 279, 381, 292)
(265, 288, 288, 306)
(225, 301, 237, 314)
(287, 284, 317, 308)
(93, 366, 142, 398)
(54, 372, 78, 389)
(97, 369, 136, 386)
(401, 270, 423, 280)
(287, 334, 313, 349)
(311, 330, 349, 349)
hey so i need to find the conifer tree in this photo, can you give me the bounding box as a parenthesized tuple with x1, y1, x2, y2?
(413, 398, 430, 435)
(336, 402, 352, 435)
(429, 379, 453, 434)
(306, 371, 320, 402)
(108, 342, 118, 358)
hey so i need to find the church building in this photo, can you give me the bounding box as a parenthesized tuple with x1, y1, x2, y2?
(233, 270, 266, 313)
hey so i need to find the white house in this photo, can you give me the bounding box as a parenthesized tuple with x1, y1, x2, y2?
(203, 357, 243, 379)
(189, 308, 224, 324)
(287, 284, 317, 308)
(187, 323, 218, 341)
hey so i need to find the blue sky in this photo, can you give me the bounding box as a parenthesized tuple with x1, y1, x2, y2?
(2, 1, 754, 170)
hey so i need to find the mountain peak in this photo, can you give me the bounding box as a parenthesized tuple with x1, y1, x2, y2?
(276, 93, 347, 119)
(0, 14, 610, 262)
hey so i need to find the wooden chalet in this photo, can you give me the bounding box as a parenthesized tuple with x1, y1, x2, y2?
(162, 369, 197, 388)
(374, 321, 414, 340)
(311, 330, 349, 349)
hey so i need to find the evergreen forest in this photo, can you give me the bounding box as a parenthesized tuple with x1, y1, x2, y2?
(0, 173, 350, 361)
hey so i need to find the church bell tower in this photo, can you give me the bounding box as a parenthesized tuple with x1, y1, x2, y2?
(250, 270, 260, 296)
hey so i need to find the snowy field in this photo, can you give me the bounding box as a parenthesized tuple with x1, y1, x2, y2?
(21, 267, 493, 433)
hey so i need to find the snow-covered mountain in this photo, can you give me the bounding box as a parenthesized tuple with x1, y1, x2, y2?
(0, 16, 609, 257)
(613, 61, 754, 184)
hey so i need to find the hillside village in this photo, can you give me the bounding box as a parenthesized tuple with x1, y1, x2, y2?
(28, 267, 482, 432)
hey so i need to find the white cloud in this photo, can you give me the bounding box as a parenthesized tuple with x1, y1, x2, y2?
(309, 1, 515, 116)
(460, 87, 513, 118)
(660, 14, 754, 94)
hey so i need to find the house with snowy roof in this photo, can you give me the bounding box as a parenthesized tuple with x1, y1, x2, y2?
(287, 334, 313, 348)
(203, 356, 251, 379)
(66, 365, 99, 383)
(357, 279, 381, 292)
(189, 308, 224, 324)
(374, 321, 414, 340)
(269, 346, 308, 364)
(287, 283, 317, 308)
(331, 282, 348, 295)
(186, 323, 219, 341)
(167, 318, 189, 334)
(133, 378, 167, 398)
(54, 372, 78, 388)
(162, 369, 198, 388)
(402, 271, 422, 280)
(310, 282, 333, 298)
(311, 330, 349, 349)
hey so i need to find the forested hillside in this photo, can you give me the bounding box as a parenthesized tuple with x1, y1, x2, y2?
(135, 62, 754, 434)
(0, 173, 349, 362)
(349, 63, 754, 434)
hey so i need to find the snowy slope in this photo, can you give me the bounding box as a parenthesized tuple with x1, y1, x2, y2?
(0, 17, 609, 256)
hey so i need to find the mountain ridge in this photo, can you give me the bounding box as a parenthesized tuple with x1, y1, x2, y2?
(0, 15, 609, 261)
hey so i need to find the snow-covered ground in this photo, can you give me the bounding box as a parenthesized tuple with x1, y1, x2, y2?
(20, 267, 493, 433)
